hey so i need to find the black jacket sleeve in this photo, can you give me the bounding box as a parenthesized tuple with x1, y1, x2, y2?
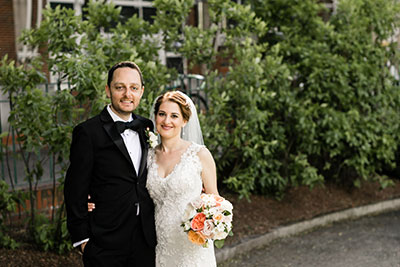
(64, 124, 93, 243)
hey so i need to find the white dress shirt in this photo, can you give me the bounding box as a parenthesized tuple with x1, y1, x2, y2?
(73, 105, 142, 248)
(106, 105, 142, 174)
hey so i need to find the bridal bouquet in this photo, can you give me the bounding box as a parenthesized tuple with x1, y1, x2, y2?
(181, 194, 233, 248)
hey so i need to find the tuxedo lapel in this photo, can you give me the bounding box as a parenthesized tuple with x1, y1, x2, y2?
(100, 107, 137, 176)
(137, 128, 148, 179)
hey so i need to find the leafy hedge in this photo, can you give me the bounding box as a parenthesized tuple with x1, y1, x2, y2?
(207, 0, 400, 198)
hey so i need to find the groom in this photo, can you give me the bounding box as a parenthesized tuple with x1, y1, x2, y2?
(64, 61, 156, 266)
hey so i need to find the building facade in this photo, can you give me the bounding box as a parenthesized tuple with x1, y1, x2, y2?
(2, 0, 194, 73)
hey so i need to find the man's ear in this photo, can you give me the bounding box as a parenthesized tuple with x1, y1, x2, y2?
(140, 86, 145, 98)
(105, 85, 111, 98)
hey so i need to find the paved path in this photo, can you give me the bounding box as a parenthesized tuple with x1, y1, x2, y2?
(218, 209, 400, 267)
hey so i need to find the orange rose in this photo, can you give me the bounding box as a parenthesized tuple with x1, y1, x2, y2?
(187, 230, 206, 245)
(191, 212, 206, 231)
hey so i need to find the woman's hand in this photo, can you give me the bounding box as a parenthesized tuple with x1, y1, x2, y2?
(88, 195, 95, 212)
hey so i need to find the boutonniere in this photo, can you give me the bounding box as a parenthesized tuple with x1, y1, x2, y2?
(145, 127, 159, 148)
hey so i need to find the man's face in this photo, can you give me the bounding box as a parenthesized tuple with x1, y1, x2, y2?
(105, 67, 144, 120)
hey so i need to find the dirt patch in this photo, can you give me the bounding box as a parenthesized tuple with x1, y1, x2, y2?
(1, 180, 400, 266)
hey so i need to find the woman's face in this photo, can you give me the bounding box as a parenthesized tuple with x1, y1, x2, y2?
(155, 100, 187, 139)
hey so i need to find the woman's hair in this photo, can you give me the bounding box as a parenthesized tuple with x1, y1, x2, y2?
(154, 91, 192, 122)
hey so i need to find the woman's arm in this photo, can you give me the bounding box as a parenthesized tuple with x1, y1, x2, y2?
(198, 147, 219, 195)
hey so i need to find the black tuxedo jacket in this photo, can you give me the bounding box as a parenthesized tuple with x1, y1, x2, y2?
(64, 106, 156, 250)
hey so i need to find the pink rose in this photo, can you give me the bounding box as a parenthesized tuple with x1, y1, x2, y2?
(191, 197, 203, 210)
(213, 195, 225, 207)
(202, 219, 215, 238)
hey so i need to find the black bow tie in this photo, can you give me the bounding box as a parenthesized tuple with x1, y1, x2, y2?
(115, 120, 142, 133)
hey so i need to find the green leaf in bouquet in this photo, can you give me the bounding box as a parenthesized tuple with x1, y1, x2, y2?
(214, 239, 225, 249)
(222, 210, 232, 216)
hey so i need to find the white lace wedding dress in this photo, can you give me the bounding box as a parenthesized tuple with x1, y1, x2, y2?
(146, 142, 217, 267)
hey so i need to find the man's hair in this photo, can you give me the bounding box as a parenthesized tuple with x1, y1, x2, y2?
(107, 61, 144, 87)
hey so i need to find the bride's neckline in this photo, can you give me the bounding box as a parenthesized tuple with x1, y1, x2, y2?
(154, 142, 194, 179)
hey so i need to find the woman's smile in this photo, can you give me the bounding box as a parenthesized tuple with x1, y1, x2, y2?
(161, 125, 173, 130)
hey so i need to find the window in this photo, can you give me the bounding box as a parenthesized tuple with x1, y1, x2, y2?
(49, 3, 74, 10)
(113, 0, 155, 23)
(46, 0, 183, 75)
(167, 57, 184, 74)
(231, 0, 246, 4)
(143, 6, 157, 24)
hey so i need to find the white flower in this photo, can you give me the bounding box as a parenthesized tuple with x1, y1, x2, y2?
(220, 200, 233, 212)
(212, 227, 228, 240)
(201, 194, 216, 208)
(203, 207, 219, 218)
(222, 214, 233, 224)
(182, 221, 191, 231)
(182, 203, 197, 222)
(148, 132, 158, 148)
(216, 222, 225, 232)
(145, 128, 159, 148)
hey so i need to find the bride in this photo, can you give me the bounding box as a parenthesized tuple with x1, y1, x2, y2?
(146, 90, 218, 267)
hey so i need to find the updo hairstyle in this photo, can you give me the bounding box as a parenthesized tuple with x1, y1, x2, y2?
(154, 91, 192, 122)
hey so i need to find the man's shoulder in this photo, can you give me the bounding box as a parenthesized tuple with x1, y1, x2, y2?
(136, 114, 153, 129)
(73, 112, 104, 133)
(77, 114, 101, 127)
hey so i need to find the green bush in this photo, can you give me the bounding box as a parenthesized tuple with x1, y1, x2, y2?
(231, 0, 400, 197)
(0, 180, 18, 249)
(32, 213, 71, 254)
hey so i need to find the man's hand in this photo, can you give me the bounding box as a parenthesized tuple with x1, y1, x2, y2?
(88, 195, 95, 212)
(88, 202, 95, 212)
(81, 242, 87, 253)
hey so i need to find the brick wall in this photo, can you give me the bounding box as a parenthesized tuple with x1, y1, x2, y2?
(0, 0, 17, 61)
(10, 184, 64, 222)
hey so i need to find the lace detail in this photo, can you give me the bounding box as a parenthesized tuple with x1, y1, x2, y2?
(146, 142, 216, 267)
